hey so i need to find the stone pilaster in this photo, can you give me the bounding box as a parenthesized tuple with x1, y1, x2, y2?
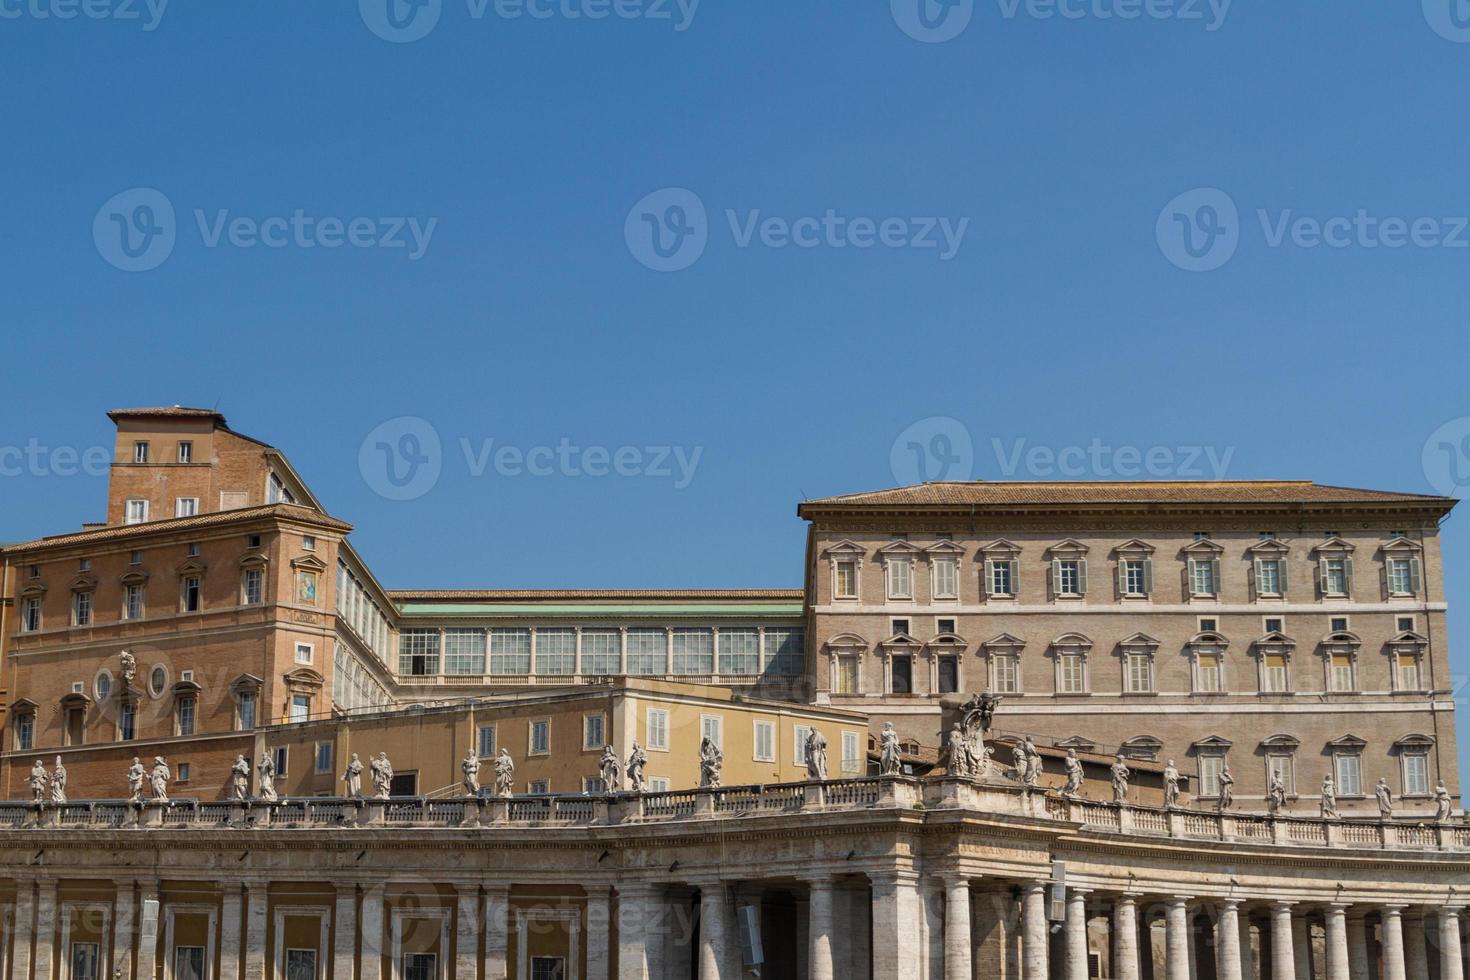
(1166, 898, 1192, 980)
(586, 888, 612, 980)
(1292, 913, 1311, 980)
(33, 878, 57, 980)
(1067, 889, 1092, 980)
(1439, 908, 1465, 980)
(943, 876, 972, 980)
(1020, 881, 1049, 980)
(1271, 905, 1296, 980)
(1115, 895, 1141, 980)
(485, 884, 511, 980)
(1346, 911, 1371, 980)
(244, 881, 268, 980)
(333, 885, 357, 980)
(1217, 901, 1244, 980)
(872, 871, 924, 980)
(220, 885, 244, 980)
(617, 884, 655, 980)
(809, 877, 837, 980)
(1325, 905, 1351, 980)
(456, 885, 481, 980)
(1380, 906, 1408, 980)
(359, 884, 385, 980)
(136, 880, 161, 980)
(1403, 910, 1429, 980)
(113, 880, 136, 980)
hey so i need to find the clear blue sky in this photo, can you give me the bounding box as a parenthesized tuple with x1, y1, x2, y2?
(4, 4, 1470, 755)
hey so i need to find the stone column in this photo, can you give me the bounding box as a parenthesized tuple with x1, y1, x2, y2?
(136, 881, 161, 980)
(1292, 915, 1311, 980)
(456, 886, 481, 980)
(1021, 882, 1049, 980)
(1239, 913, 1255, 980)
(1439, 908, 1465, 980)
(1067, 890, 1092, 980)
(1167, 899, 1193, 980)
(921, 880, 944, 980)
(809, 877, 837, 980)
(1217, 901, 1244, 980)
(618, 885, 654, 980)
(943, 876, 972, 980)
(587, 888, 612, 980)
(1115, 895, 1141, 980)
(333, 885, 357, 980)
(360, 885, 385, 980)
(1380, 906, 1407, 980)
(113, 881, 136, 980)
(1403, 910, 1429, 980)
(32, 877, 57, 980)
(1346, 911, 1370, 980)
(1271, 905, 1296, 980)
(698, 883, 732, 980)
(244, 882, 269, 980)
(1325, 905, 1350, 980)
(220, 885, 244, 980)
(485, 885, 511, 980)
(839, 883, 872, 980)
(872, 871, 923, 980)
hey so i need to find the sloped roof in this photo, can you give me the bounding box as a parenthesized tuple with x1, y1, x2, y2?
(389, 589, 804, 601)
(3, 503, 350, 553)
(800, 481, 1453, 511)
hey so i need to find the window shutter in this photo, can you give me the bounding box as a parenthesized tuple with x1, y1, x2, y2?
(1077, 559, 1088, 595)
(1252, 559, 1261, 598)
(1343, 558, 1354, 595)
(1279, 561, 1288, 595)
(1117, 562, 1127, 597)
(1317, 558, 1327, 596)
(1050, 559, 1060, 599)
(983, 559, 995, 597)
(1009, 560, 1020, 595)
(1211, 560, 1221, 595)
(1410, 558, 1422, 595)
(1142, 559, 1153, 595)
(1380, 561, 1390, 600)
(1187, 559, 1198, 594)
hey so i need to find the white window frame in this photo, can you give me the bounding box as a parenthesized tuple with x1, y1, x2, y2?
(931, 556, 959, 600)
(1402, 752, 1431, 797)
(72, 590, 93, 627)
(1197, 753, 1225, 799)
(834, 559, 859, 600)
(1333, 751, 1363, 797)
(646, 709, 669, 752)
(841, 730, 861, 775)
(529, 719, 550, 756)
(175, 497, 200, 518)
(295, 642, 314, 665)
(1124, 651, 1154, 694)
(700, 714, 723, 750)
(985, 557, 1018, 598)
(133, 441, 149, 464)
(125, 499, 149, 524)
(316, 740, 334, 774)
(1120, 558, 1152, 598)
(793, 725, 813, 766)
(1266, 752, 1296, 797)
(885, 557, 914, 600)
(21, 596, 42, 632)
(753, 720, 775, 763)
(991, 652, 1021, 695)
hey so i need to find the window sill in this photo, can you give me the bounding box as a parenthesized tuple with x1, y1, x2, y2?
(1122, 691, 1161, 697)
(1054, 692, 1093, 698)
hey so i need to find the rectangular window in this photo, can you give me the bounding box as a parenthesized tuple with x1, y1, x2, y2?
(580, 629, 621, 675)
(1330, 616, 1350, 633)
(834, 655, 859, 694)
(177, 441, 192, 463)
(936, 618, 957, 635)
(1335, 754, 1363, 797)
(1329, 654, 1354, 692)
(125, 499, 149, 524)
(842, 730, 861, 774)
(173, 947, 205, 980)
(1256, 559, 1283, 595)
(794, 725, 812, 766)
(1196, 654, 1223, 693)
(671, 628, 714, 674)
(987, 559, 1015, 597)
(443, 629, 487, 676)
(242, 569, 263, 605)
(993, 654, 1019, 694)
(238, 692, 257, 731)
(753, 721, 775, 762)
(1126, 653, 1153, 693)
(528, 781, 549, 796)
(123, 584, 144, 620)
(1397, 655, 1422, 691)
(70, 942, 100, 980)
(175, 497, 199, 518)
(1388, 558, 1418, 595)
(530, 720, 550, 755)
(286, 951, 317, 980)
(21, 597, 41, 632)
(531, 957, 565, 980)
(717, 628, 760, 675)
(1055, 560, 1084, 597)
(1189, 559, 1218, 596)
(177, 698, 196, 736)
(16, 714, 34, 750)
(584, 714, 605, 749)
(583, 776, 606, 794)
(274, 747, 289, 777)
(399, 629, 441, 676)
(932, 557, 958, 599)
(181, 576, 202, 612)
(890, 655, 912, 694)
(1198, 754, 1223, 797)
(535, 628, 577, 675)
(891, 618, 911, 637)
(294, 642, 313, 665)
(938, 655, 959, 694)
(886, 558, 913, 599)
(834, 560, 857, 599)
(177, 763, 190, 782)
(1322, 558, 1349, 595)
(317, 741, 334, 773)
(1268, 754, 1295, 796)
(647, 709, 669, 751)
(1263, 654, 1289, 692)
(187, 542, 201, 558)
(1264, 617, 1284, 634)
(72, 590, 92, 626)
(648, 777, 670, 793)
(1058, 653, 1085, 694)
(134, 441, 150, 464)
(477, 726, 496, 758)
(1122, 559, 1150, 596)
(764, 628, 805, 676)
(403, 953, 436, 980)
(290, 696, 310, 723)
(626, 628, 668, 676)
(1404, 754, 1430, 796)
(701, 714, 723, 749)
(120, 701, 135, 741)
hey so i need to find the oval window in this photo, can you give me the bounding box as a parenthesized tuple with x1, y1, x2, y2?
(95, 670, 113, 701)
(149, 664, 168, 698)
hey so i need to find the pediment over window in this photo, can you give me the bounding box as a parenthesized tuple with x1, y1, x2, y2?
(1187, 631, 1229, 648)
(1121, 735, 1163, 760)
(1320, 631, 1362, 649)
(9, 698, 38, 712)
(1327, 734, 1366, 751)
(929, 632, 968, 648)
(19, 582, 46, 598)
(822, 540, 865, 559)
(229, 672, 265, 695)
(1245, 538, 1290, 555)
(1181, 538, 1224, 556)
(172, 679, 203, 696)
(1313, 537, 1356, 556)
(239, 553, 270, 570)
(1389, 630, 1428, 646)
(924, 540, 965, 557)
(119, 570, 149, 586)
(1045, 538, 1089, 558)
(876, 540, 922, 556)
(1051, 632, 1093, 651)
(879, 632, 921, 648)
(1394, 734, 1435, 750)
(979, 538, 1022, 557)
(283, 667, 325, 692)
(1260, 733, 1301, 751)
(982, 632, 1026, 652)
(59, 692, 92, 709)
(1379, 537, 1423, 554)
(1112, 538, 1156, 556)
(175, 558, 207, 577)
(1253, 631, 1295, 651)
(69, 575, 98, 593)
(1056, 735, 1097, 751)
(1192, 734, 1234, 751)
(290, 554, 328, 572)
(1117, 631, 1160, 650)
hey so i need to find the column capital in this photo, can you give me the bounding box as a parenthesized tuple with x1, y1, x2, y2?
(867, 869, 921, 888)
(1380, 904, 1407, 916)
(939, 872, 972, 890)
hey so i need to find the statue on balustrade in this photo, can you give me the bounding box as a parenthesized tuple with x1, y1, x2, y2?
(699, 736, 723, 788)
(127, 757, 146, 804)
(945, 724, 972, 778)
(1375, 778, 1394, 820)
(1110, 755, 1130, 804)
(627, 742, 648, 793)
(806, 729, 828, 782)
(1163, 760, 1181, 808)
(230, 756, 251, 801)
(343, 754, 364, 799)
(257, 753, 279, 803)
(1320, 774, 1339, 820)
(51, 758, 67, 804)
(1021, 737, 1043, 788)
(462, 750, 482, 797)
(28, 760, 48, 804)
(960, 690, 1000, 736)
(494, 748, 515, 798)
(150, 757, 171, 802)
(370, 752, 394, 800)
(1217, 765, 1234, 812)
(600, 746, 622, 791)
(1061, 750, 1084, 798)
(1435, 783, 1453, 823)
(1266, 774, 1287, 815)
(879, 723, 902, 776)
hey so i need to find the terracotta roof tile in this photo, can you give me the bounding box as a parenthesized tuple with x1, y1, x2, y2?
(2, 503, 349, 553)
(106, 405, 227, 423)
(800, 481, 1453, 509)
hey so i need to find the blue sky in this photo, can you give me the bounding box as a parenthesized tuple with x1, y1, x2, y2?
(4, 3, 1470, 751)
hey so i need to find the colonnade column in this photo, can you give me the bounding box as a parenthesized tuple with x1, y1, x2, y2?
(484, 884, 511, 980)
(942, 876, 972, 980)
(456, 885, 481, 980)
(332, 885, 356, 980)
(359, 884, 385, 980)
(1439, 908, 1465, 980)
(1403, 909, 1429, 980)
(1066, 890, 1091, 980)
(243, 881, 268, 980)
(32, 878, 57, 980)
(1292, 914, 1312, 980)
(1270, 904, 1296, 980)
(135, 880, 161, 980)
(220, 885, 244, 980)
(617, 884, 658, 980)
(698, 883, 733, 980)
(1346, 911, 1371, 980)
(1114, 895, 1140, 980)
(586, 888, 612, 980)
(1380, 906, 1408, 980)
(1166, 898, 1193, 980)
(1325, 905, 1350, 980)
(113, 881, 136, 980)
(808, 877, 837, 980)
(871, 871, 923, 980)
(1020, 882, 1050, 980)
(1217, 901, 1244, 980)
(1239, 911, 1255, 980)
